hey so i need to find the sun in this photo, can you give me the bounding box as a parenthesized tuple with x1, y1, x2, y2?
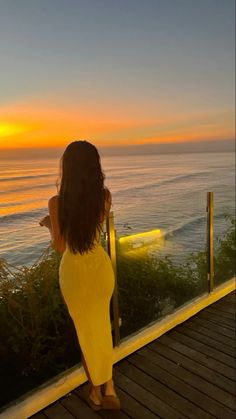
(0, 122, 31, 138)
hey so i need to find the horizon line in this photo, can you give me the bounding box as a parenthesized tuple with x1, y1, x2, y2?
(0, 139, 235, 160)
(0, 138, 235, 152)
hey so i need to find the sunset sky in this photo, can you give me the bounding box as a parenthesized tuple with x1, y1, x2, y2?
(0, 0, 235, 151)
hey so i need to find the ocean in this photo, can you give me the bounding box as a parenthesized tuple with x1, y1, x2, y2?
(0, 151, 234, 267)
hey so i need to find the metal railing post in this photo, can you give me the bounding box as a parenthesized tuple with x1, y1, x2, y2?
(106, 211, 120, 346)
(207, 192, 214, 292)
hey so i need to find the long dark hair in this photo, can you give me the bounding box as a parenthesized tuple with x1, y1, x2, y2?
(58, 140, 106, 254)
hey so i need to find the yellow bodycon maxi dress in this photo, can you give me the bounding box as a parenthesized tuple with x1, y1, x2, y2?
(59, 234, 115, 386)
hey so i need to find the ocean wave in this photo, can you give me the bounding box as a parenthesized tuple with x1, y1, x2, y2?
(0, 197, 47, 208)
(164, 212, 228, 239)
(114, 171, 211, 195)
(164, 215, 206, 238)
(0, 183, 54, 195)
(0, 208, 47, 224)
(0, 173, 56, 182)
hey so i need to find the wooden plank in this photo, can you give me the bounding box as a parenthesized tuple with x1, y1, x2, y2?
(186, 319, 236, 348)
(99, 406, 131, 419)
(60, 392, 100, 419)
(114, 365, 183, 419)
(205, 306, 235, 321)
(30, 413, 47, 419)
(213, 306, 235, 316)
(190, 317, 236, 342)
(196, 311, 235, 330)
(200, 316, 235, 330)
(212, 301, 235, 315)
(212, 300, 235, 314)
(168, 330, 235, 368)
(211, 305, 236, 316)
(149, 341, 235, 395)
(113, 381, 160, 419)
(139, 346, 236, 412)
(159, 334, 236, 380)
(221, 291, 235, 301)
(191, 314, 236, 338)
(119, 357, 213, 419)
(129, 351, 235, 419)
(43, 401, 75, 419)
(175, 323, 235, 357)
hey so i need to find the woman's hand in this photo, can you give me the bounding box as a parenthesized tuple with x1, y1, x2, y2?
(39, 215, 51, 229)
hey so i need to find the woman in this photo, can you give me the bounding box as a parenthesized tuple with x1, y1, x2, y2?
(39, 140, 120, 411)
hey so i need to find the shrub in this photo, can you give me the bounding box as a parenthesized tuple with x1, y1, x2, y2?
(116, 242, 206, 338)
(214, 216, 236, 284)
(0, 248, 80, 406)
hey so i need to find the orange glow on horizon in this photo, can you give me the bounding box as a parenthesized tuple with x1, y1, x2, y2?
(0, 101, 234, 150)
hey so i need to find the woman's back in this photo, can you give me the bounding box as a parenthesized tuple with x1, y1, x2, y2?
(48, 186, 111, 255)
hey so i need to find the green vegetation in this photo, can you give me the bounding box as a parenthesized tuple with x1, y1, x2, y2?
(214, 216, 236, 285)
(117, 246, 207, 338)
(0, 248, 80, 407)
(0, 216, 235, 407)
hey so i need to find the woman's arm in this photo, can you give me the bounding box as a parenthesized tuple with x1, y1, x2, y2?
(48, 195, 66, 254)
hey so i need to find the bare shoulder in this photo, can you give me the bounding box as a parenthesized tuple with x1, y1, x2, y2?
(48, 195, 59, 205)
(48, 195, 59, 211)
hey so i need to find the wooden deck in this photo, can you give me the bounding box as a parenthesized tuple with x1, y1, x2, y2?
(32, 291, 236, 419)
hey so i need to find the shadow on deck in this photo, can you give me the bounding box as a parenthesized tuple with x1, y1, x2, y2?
(32, 291, 235, 419)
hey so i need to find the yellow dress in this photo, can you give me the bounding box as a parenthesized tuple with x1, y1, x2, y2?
(59, 231, 115, 385)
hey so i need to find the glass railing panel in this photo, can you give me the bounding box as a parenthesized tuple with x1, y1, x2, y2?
(0, 247, 81, 408)
(213, 191, 235, 287)
(115, 193, 208, 340)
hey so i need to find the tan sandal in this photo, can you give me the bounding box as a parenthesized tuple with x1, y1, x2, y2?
(82, 383, 103, 411)
(101, 384, 121, 410)
(102, 395, 121, 410)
